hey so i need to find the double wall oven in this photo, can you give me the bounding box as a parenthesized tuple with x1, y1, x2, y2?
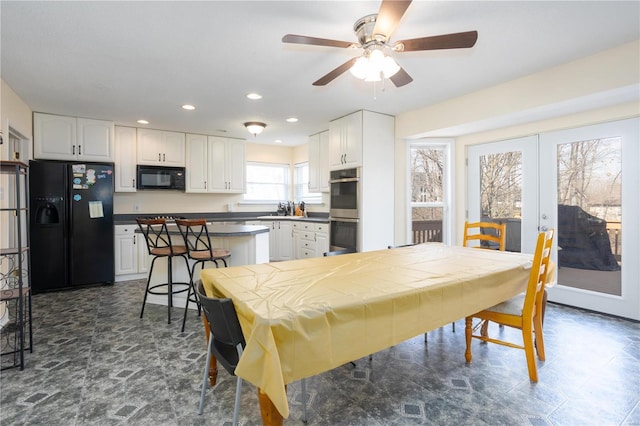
(329, 168, 360, 252)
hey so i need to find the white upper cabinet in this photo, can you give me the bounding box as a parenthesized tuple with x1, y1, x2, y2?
(34, 113, 114, 162)
(208, 136, 246, 193)
(329, 111, 363, 170)
(136, 128, 185, 166)
(185, 133, 209, 193)
(309, 130, 330, 192)
(114, 126, 137, 192)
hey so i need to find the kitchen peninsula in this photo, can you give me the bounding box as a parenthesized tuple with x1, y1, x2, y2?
(115, 220, 270, 308)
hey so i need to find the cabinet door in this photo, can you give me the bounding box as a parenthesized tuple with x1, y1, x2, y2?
(208, 136, 228, 192)
(137, 128, 163, 165)
(318, 131, 330, 192)
(114, 227, 137, 275)
(328, 118, 344, 168)
(227, 139, 246, 193)
(162, 131, 186, 166)
(137, 234, 149, 274)
(343, 111, 362, 168)
(186, 133, 208, 192)
(277, 221, 294, 261)
(267, 221, 278, 260)
(315, 231, 329, 256)
(77, 118, 114, 162)
(33, 113, 76, 160)
(114, 126, 137, 192)
(308, 133, 320, 192)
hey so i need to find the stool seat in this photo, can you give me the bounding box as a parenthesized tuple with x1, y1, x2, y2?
(189, 248, 231, 261)
(137, 218, 191, 325)
(150, 245, 188, 256)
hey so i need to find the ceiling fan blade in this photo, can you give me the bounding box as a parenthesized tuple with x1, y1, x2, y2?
(312, 58, 358, 86)
(390, 67, 413, 87)
(395, 30, 478, 52)
(373, 0, 412, 39)
(282, 34, 354, 48)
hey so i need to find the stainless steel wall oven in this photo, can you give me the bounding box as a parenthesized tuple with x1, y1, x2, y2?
(329, 168, 360, 251)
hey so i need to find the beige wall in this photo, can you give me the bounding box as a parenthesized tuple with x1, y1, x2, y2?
(394, 40, 640, 245)
(1, 78, 33, 161)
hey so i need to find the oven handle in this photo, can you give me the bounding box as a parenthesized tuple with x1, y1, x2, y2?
(329, 177, 359, 184)
(330, 217, 359, 223)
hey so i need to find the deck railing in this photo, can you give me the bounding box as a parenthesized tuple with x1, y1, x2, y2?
(412, 220, 442, 243)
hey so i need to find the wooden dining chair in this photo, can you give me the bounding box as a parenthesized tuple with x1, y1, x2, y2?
(464, 229, 554, 382)
(463, 221, 507, 251)
(456, 221, 508, 333)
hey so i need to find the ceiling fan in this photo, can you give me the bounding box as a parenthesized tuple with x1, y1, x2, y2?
(282, 0, 478, 87)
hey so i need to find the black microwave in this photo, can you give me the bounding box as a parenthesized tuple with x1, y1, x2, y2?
(136, 165, 185, 190)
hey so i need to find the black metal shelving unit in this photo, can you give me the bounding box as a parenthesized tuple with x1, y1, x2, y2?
(0, 160, 32, 370)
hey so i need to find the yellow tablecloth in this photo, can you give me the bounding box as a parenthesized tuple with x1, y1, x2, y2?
(200, 243, 536, 418)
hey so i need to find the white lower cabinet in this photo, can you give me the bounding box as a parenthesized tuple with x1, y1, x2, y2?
(293, 222, 329, 259)
(114, 225, 149, 280)
(265, 220, 293, 262)
(114, 225, 138, 276)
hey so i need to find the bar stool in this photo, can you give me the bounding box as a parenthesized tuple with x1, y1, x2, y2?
(175, 219, 231, 332)
(136, 218, 191, 324)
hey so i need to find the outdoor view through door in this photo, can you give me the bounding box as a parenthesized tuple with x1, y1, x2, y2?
(556, 138, 621, 296)
(477, 140, 622, 296)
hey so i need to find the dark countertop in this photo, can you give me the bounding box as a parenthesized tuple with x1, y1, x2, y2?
(133, 223, 269, 237)
(115, 211, 329, 226)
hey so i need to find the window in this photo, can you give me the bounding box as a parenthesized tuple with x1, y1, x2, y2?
(294, 162, 322, 204)
(244, 162, 290, 202)
(407, 140, 453, 244)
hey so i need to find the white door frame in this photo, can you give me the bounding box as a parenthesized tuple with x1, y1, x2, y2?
(540, 118, 639, 320)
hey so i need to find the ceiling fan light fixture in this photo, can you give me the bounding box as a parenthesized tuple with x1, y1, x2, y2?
(382, 55, 400, 78)
(350, 56, 369, 79)
(244, 121, 266, 137)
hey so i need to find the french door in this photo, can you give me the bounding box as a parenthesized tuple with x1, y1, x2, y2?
(467, 118, 639, 320)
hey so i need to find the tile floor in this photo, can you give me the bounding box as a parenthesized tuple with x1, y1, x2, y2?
(1, 279, 638, 425)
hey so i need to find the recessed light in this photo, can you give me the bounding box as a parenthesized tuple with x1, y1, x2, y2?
(286, 117, 298, 123)
(137, 119, 149, 124)
(246, 93, 262, 100)
(182, 104, 196, 110)
(274, 139, 283, 144)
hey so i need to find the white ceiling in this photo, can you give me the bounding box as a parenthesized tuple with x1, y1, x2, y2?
(2, 1, 638, 146)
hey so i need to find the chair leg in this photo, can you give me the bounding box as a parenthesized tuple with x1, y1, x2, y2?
(533, 314, 546, 361)
(140, 256, 159, 319)
(424, 332, 427, 343)
(522, 322, 538, 382)
(167, 255, 173, 324)
(301, 378, 308, 423)
(199, 333, 214, 415)
(233, 376, 243, 426)
(181, 259, 198, 333)
(464, 317, 473, 363)
(452, 321, 455, 332)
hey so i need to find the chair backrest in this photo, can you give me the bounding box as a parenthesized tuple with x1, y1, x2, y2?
(463, 221, 506, 251)
(196, 280, 245, 350)
(175, 218, 214, 256)
(323, 248, 356, 256)
(136, 218, 176, 255)
(522, 229, 554, 320)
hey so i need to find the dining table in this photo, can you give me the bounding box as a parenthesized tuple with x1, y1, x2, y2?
(200, 243, 541, 425)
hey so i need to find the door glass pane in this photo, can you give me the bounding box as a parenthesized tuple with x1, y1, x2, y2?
(557, 138, 622, 296)
(480, 152, 522, 251)
(410, 147, 444, 243)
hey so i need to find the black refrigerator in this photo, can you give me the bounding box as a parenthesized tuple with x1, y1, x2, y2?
(29, 160, 114, 293)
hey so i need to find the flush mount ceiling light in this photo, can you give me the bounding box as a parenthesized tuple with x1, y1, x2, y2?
(137, 119, 149, 124)
(286, 117, 299, 123)
(244, 122, 266, 137)
(246, 93, 262, 100)
(181, 104, 196, 110)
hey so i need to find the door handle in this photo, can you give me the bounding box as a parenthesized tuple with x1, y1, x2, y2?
(73, 145, 76, 155)
(78, 145, 82, 155)
(158, 153, 161, 162)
